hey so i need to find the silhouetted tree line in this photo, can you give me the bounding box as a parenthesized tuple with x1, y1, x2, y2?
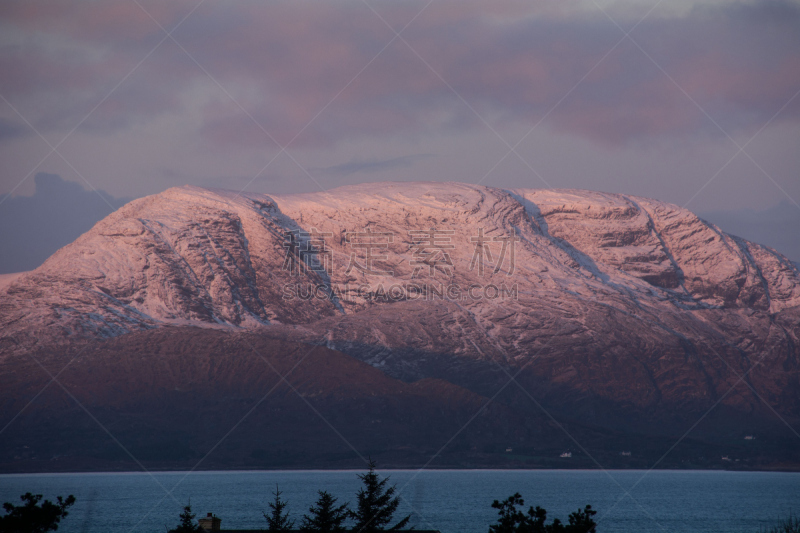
(6, 467, 799, 533)
(258, 459, 412, 532)
(166, 459, 412, 532)
(165, 460, 596, 533)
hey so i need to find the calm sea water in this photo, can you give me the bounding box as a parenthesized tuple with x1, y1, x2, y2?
(0, 470, 798, 533)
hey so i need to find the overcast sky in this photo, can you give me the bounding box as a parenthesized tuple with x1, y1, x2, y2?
(1, 0, 798, 271)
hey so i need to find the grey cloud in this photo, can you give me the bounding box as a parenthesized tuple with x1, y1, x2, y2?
(312, 154, 435, 177)
(0, 173, 134, 273)
(701, 201, 800, 262)
(3, 1, 800, 148)
(0, 118, 26, 141)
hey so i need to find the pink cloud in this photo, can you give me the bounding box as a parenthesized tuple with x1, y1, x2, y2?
(1, 0, 798, 148)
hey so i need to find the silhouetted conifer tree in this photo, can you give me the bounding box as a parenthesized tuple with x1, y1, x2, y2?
(0, 492, 76, 533)
(264, 485, 295, 532)
(301, 490, 350, 532)
(167, 503, 203, 533)
(351, 459, 411, 532)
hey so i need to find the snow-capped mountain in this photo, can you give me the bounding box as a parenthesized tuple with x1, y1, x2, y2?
(3, 181, 799, 358)
(1, 182, 799, 470)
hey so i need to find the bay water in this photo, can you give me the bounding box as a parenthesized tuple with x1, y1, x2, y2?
(1, 469, 798, 532)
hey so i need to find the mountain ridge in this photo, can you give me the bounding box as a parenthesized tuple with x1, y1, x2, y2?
(2, 182, 798, 348)
(1, 181, 798, 470)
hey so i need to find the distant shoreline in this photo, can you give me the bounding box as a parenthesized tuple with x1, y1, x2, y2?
(4, 466, 800, 476)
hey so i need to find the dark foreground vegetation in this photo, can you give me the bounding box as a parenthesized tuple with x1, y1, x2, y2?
(169, 460, 416, 532)
(761, 515, 800, 533)
(0, 492, 75, 532)
(488, 494, 596, 533)
(0, 463, 796, 533)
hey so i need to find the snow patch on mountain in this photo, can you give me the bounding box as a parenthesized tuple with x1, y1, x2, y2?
(1, 182, 798, 385)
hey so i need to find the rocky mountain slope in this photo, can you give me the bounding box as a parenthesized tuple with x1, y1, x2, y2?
(0, 328, 559, 471)
(1, 182, 799, 470)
